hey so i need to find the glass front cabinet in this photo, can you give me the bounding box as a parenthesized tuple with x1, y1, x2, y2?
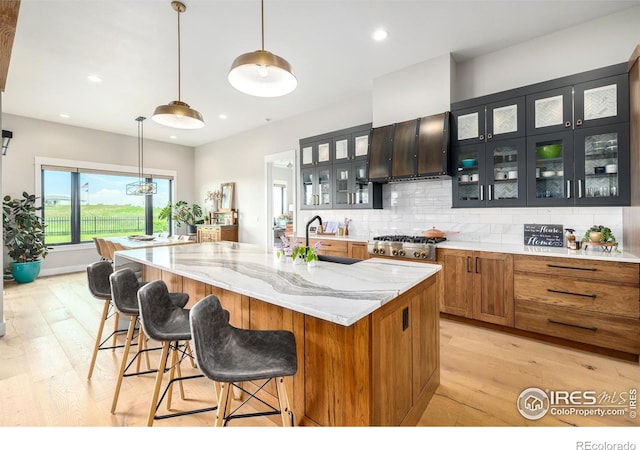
(526, 74, 629, 135)
(452, 63, 630, 209)
(453, 138, 527, 208)
(452, 97, 525, 146)
(300, 166, 332, 210)
(300, 123, 381, 210)
(333, 160, 381, 209)
(526, 124, 629, 206)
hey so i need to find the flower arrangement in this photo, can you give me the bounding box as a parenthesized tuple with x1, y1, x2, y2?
(276, 236, 293, 259)
(276, 237, 321, 263)
(582, 225, 617, 245)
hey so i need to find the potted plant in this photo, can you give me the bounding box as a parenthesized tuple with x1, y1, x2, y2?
(582, 225, 617, 246)
(3, 192, 50, 283)
(158, 200, 205, 234)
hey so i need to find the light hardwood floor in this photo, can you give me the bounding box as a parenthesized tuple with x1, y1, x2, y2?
(1, 271, 638, 429)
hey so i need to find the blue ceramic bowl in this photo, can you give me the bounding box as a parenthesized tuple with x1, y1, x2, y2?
(461, 159, 477, 167)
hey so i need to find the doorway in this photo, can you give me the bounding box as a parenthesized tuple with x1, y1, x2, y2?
(265, 151, 295, 248)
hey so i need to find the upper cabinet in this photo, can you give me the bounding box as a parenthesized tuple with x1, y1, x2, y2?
(300, 137, 332, 168)
(452, 97, 525, 146)
(300, 123, 382, 210)
(368, 112, 451, 182)
(526, 74, 629, 135)
(451, 62, 630, 208)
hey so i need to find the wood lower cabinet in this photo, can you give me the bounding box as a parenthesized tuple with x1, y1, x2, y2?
(348, 241, 369, 260)
(141, 266, 440, 426)
(439, 249, 514, 326)
(295, 238, 369, 260)
(514, 255, 640, 355)
(196, 225, 238, 243)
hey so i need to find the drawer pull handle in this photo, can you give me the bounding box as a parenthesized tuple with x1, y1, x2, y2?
(547, 289, 596, 299)
(546, 264, 597, 272)
(547, 319, 597, 332)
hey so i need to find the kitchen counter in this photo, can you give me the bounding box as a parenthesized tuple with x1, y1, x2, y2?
(113, 241, 441, 426)
(437, 240, 640, 263)
(114, 241, 440, 326)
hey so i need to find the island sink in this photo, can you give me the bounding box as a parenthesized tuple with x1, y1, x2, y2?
(317, 254, 360, 265)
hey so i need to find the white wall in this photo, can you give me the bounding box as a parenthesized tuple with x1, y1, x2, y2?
(373, 53, 453, 126)
(454, 6, 640, 102)
(1, 113, 196, 275)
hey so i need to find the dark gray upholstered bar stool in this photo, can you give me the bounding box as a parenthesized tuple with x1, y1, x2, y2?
(189, 294, 298, 427)
(137, 280, 218, 426)
(109, 268, 189, 415)
(86, 260, 124, 379)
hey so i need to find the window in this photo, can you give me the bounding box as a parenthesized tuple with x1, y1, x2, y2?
(40, 163, 173, 245)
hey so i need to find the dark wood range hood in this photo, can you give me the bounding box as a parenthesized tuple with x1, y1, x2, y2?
(367, 111, 451, 183)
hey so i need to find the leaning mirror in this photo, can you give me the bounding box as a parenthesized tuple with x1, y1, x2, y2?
(220, 182, 235, 211)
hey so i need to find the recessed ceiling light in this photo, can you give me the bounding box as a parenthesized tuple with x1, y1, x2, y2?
(218, 114, 228, 120)
(372, 28, 388, 42)
(59, 113, 70, 119)
(169, 135, 177, 140)
(87, 74, 102, 83)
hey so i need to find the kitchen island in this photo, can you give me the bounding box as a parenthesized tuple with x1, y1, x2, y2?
(113, 241, 442, 426)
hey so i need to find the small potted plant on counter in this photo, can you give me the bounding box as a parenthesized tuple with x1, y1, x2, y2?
(3, 191, 50, 283)
(582, 225, 618, 250)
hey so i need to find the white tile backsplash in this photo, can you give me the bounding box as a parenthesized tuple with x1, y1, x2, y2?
(298, 179, 624, 247)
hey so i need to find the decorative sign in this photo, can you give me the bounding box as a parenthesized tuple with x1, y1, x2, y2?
(524, 224, 564, 247)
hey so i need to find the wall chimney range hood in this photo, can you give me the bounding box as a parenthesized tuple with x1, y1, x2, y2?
(367, 111, 451, 183)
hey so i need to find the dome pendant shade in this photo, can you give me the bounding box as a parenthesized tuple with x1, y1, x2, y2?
(228, 50, 297, 97)
(152, 100, 204, 129)
(152, 1, 204, 129)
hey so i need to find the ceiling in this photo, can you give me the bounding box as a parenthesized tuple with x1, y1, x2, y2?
(3, 0, 640, 147)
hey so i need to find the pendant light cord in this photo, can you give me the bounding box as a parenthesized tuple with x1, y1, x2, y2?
(177, 6, 182, 102)
(261, 0, 265, 51)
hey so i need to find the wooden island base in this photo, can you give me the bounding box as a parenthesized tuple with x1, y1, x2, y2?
(143, 265, 441, 426)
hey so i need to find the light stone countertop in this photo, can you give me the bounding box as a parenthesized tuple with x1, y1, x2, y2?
(436, 240, 640, 263)
(114, 241, 441, 326)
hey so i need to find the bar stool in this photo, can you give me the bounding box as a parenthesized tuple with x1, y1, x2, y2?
(137, 280, 219, 426)
(86, 260, 124, 379)
(189, 294, 298, 427)
(109, 268, 189, 414)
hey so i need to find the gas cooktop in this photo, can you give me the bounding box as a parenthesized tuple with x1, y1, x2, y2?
(367, 235, 445, 260)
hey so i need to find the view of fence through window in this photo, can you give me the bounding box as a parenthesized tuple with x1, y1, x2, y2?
(42, 168, 171, 245)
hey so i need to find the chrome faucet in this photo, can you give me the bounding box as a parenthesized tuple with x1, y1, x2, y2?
(305, 215, 323, 249)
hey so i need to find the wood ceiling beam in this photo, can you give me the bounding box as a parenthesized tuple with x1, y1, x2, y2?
(0, 0, 20, 92)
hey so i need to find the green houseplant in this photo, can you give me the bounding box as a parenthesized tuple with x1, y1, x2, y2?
(158, 200, 205, 234)
(582, 225, 618, 246)
(3, 192, 50, 283)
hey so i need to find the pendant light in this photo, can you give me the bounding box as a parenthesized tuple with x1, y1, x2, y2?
(126, 116, 157, 195)
(152, 1, 204, 129)
(228, 0, 297, 97)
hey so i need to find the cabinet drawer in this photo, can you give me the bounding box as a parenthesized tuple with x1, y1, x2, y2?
(514, 273, 640, 318)
(309, 238, 348, 256)
(515, 300, 640, 354)
(514, 255, 639, 285)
